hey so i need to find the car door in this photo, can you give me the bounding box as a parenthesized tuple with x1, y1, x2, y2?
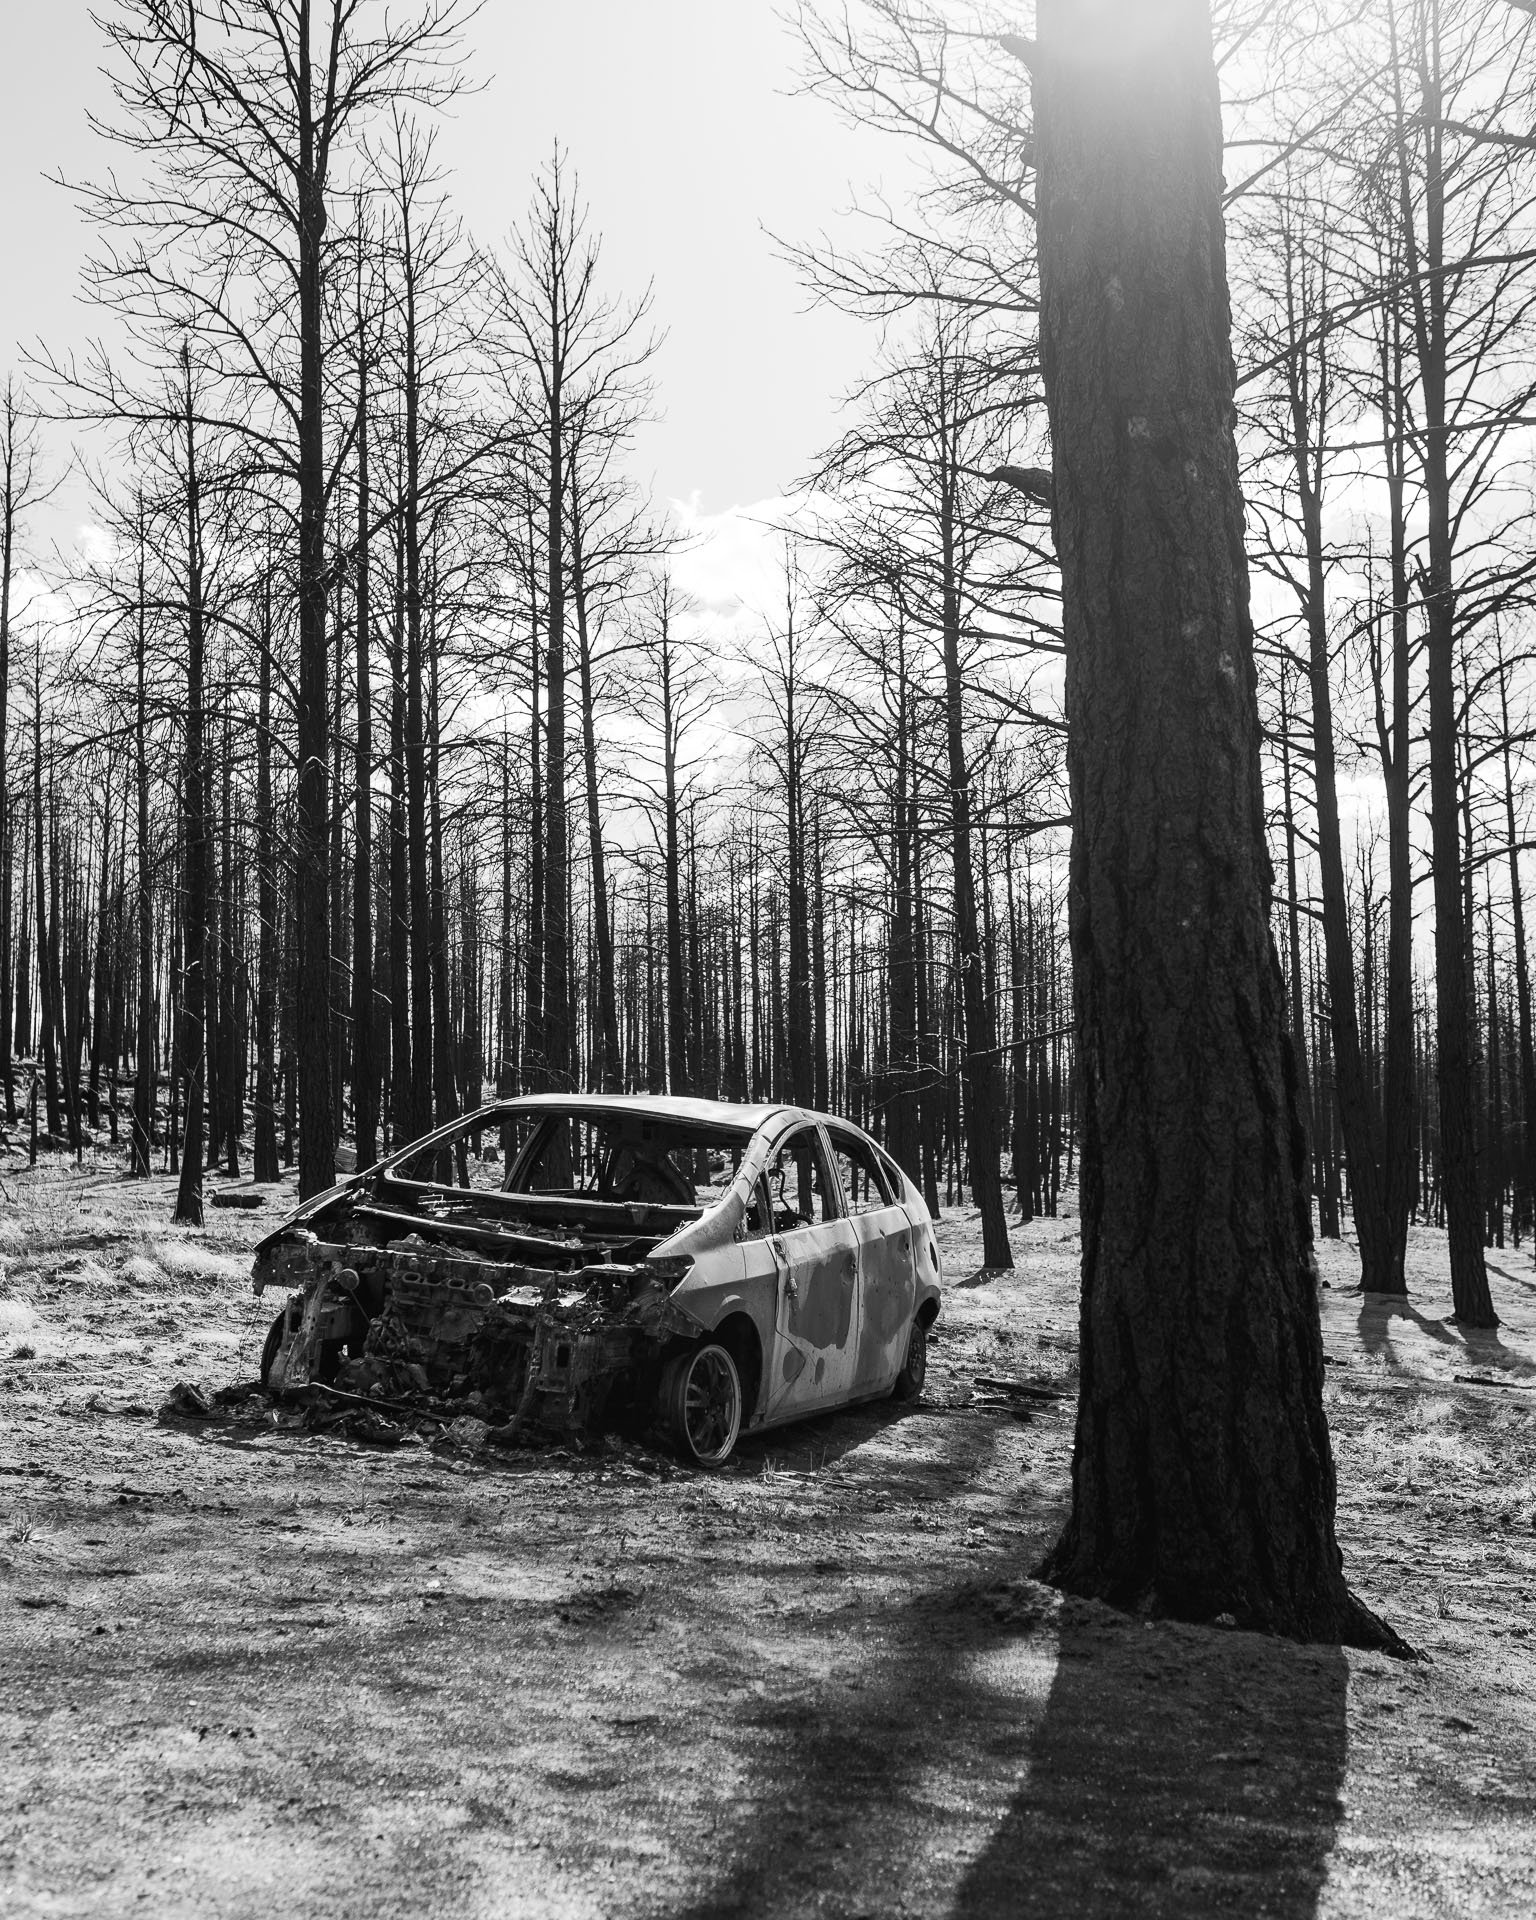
(750, 1125, 861, 1422)
(824, 1125, 919, 1394)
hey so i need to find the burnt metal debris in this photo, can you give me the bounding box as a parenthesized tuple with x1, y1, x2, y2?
(258, 1229, 697, 1448)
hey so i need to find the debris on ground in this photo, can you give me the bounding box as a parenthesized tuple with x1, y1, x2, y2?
(157, 1381, 221, 1422)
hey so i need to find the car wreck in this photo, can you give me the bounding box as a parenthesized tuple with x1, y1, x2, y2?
(253, 1095, 943, 1465)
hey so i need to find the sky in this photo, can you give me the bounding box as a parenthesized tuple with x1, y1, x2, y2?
(0, 0, 914, 593)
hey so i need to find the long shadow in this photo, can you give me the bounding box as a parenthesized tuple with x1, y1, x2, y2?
(1355, 1291, 1536, 1381)
(669, 1558, 1348, 1919)
(730, 1395, 933, 1474)
(953, 1605, 1346, 1917)
(1453, 1323, 1536, 1377)
(1356, 1291, 1458, 1371)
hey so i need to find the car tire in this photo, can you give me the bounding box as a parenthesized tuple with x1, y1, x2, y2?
(259, 1308, 287, 1390)
(892, 1318, 928, 1402)
(663, 1341, 742, 1467)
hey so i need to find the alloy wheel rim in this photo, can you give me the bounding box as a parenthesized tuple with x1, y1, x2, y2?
(684, 1349, 737, 1459)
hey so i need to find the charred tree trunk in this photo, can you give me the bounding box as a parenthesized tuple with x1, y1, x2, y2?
(1282, 307, 1392, 1291)
(388, 504, 412, 1148)
(662, 637, 688, 1098)
(938, 468, 1011, 1271)
(1377, 321, 1415, 1294)
(1277, 667, 1315, 1235)
(0, 406, 15, 1128)
(886, 620, 920, 1182)
(1030, 0, 1394, 1645)
(31, 649, 61, 1142)
(542, 346, 571, 1094)
(1495, 640, 1536, 1245)
(571, 501, 620, 1091)
(427, 568, 457, 1145)
(402, 242, 434, 1144)
(253, 565, 280, 1185)
(352, 298, 377, 1170)
(1390, 7, 1494, 1326)
(130, 516, 155, 1178)
(293, 24, 334, 1200)
(174, 354, 207, 1227)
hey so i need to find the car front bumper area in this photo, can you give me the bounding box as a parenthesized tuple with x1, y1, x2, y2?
(256, 1231, 702, 1441)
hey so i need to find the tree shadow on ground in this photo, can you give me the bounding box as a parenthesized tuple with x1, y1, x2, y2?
(1453, 1323, 1536, 1377)
(1484, 1256, 1536, 1297)
(1355, 1290, 1535, 1382)
(729, 1397, 930, 1475)
(952, 1602, 1347, 1918)
(1357, 1291, 1459, 1370)
(670, 1549, 1348, 1919)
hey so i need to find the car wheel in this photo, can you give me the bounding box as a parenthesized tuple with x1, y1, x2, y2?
(664, 1341, 742, 1467)
(892, 1318, 928, 1401)
(259, 1308, 287, 1390)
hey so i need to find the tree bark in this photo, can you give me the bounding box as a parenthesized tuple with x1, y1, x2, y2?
(1032, 0, 1397, 1646)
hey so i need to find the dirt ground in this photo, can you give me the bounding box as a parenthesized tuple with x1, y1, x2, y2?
(2, 1156, 1534, 1919)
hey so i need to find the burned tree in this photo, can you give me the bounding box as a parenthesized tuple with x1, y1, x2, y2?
(69, 0, 474, 1199)
(1024, 0, 1396, 1644)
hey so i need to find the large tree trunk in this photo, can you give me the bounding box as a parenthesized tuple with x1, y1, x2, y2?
(1031, 0, 1394, 1645)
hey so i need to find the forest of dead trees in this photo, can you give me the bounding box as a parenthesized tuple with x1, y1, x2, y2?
(4, 1, 1536, 1328)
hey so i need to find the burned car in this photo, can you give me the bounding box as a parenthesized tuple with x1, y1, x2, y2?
(253, 1095, 942, 1465)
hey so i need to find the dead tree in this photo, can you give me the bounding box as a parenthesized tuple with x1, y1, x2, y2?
(495, 150, 655, 1091)
(0, 381, 54, 1130)
(70, 0, 475, 1199)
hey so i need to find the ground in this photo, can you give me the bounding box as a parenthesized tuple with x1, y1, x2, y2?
(1, 1156, 1534, 1918)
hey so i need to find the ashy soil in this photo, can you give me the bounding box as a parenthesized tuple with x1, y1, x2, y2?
(2, 1156, 1535, 1918)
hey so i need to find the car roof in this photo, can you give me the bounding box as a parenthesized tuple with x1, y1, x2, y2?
(496, 1093, 864, 1136)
